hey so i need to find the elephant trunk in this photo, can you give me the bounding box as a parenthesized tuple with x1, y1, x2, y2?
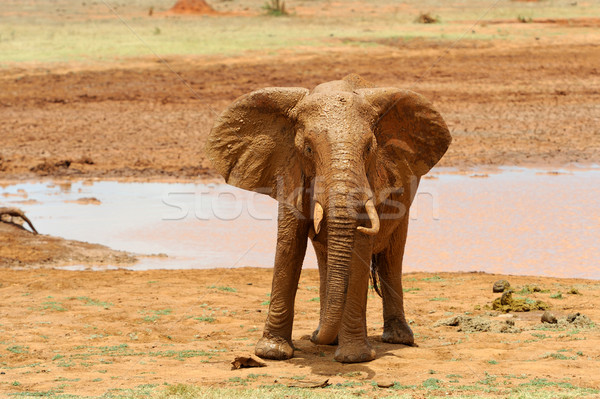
(312, 185, 360, 345)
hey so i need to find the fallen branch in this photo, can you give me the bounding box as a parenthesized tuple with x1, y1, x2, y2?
(0, 207, 38, 234)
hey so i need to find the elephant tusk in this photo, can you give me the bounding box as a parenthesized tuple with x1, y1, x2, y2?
(357, 199, 380, 236)
(313, 201, 324, 235)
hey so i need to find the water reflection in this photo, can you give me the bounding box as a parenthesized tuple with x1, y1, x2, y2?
(1, 167, 599, 279)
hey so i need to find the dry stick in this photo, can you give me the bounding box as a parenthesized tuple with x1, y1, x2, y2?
(0, 207, 38, 234)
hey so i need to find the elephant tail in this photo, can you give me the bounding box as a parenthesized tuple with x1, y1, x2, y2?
(370, 254, 382, 298)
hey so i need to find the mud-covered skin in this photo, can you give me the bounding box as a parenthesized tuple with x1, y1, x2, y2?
(207, 74, 451, 362)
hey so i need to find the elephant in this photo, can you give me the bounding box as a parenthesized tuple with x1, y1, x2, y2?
(206, 74, 451, 363)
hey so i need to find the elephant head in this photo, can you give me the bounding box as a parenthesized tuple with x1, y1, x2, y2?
(206, 74, 451, 345)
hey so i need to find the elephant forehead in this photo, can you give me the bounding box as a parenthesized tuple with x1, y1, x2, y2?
(295, 93, 376, 130)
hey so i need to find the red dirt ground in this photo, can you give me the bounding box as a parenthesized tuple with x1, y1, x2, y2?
(1, 40, 599, 182)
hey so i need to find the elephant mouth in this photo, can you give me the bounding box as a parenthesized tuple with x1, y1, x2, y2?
(312, 199, 380, 237)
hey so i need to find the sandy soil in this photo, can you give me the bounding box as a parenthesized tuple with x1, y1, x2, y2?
(1, 39, 599, 182)
(0, 268, 598, 396)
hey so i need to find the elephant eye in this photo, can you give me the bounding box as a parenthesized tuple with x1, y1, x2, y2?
(305, 145, 313, 156)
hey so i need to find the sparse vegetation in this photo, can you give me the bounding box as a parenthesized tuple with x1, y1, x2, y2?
(518, 15, 533, 23)
(263, 0, 288, 16)
(75, 296, 113, 309)
(208, 285, 237, 293)
(421, 275, 444, 282)
(194, 315, 216, 323)
(415, 12, 440, 24)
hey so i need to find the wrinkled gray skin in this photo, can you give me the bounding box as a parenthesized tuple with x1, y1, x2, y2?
(206, 74, 451, 363)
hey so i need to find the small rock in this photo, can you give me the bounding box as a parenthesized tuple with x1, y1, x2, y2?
(493, 280, 511, 293)
(377, 381, 395, 388)
(541, 311, 558, 324)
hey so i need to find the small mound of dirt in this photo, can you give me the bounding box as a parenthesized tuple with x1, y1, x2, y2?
(566, 313, 595, 329)
(169, 0, 217, 15)
(492, 291, 550, 313)
(434, 315, 521, 333)
(415, 12, 439, 24)
(535, 313, 595, 330)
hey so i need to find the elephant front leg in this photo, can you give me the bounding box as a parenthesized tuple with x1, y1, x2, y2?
(334, 234, 376, 363)
(376, 216, 414, 346)
(308, 241, 338, 345)
(255, 204, 309, 360)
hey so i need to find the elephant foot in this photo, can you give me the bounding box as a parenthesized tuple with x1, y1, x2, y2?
(334, 341, 375, 363)
(382, 318, 415, 346)
(255, 335, 294, 360)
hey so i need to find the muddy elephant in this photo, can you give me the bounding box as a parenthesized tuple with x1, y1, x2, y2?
(206, 74, 451, 363)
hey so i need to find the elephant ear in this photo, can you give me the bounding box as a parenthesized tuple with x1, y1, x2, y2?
(206, 87, 309, 205)
(361, 88, 451, 182)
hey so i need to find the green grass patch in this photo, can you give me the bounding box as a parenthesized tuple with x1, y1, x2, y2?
(75, 296, 113, 309)
(3, 0, 598, 65)
(422, 377, 442, 389)
(421, 275, 444, 282)
(41, 301, 67, 312)
(140, 308, 172, 322)
(6, 346, 29, 354)
(208, 285, 237, 293)
(542, 351, 577, 360)
(194, 315, 216, 323)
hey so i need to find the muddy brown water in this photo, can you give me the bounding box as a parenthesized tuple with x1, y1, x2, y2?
(1, 167, 599, 278)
